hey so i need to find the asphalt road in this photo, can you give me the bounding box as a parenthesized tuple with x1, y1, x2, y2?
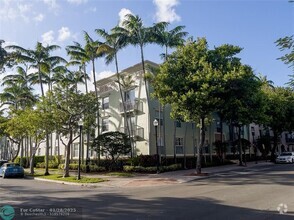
(0, 163, 293, 220)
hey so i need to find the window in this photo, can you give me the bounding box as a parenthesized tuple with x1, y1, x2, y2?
(175, 137, 184, 154)
(54, 146, 59, 155)
(216, 121, 221, 133)
(102, 97, 109, 110)
(175, 120, 181, 128)
(125, 89, 135, 102)
(155, 118, 163, 126)
(102, 119, 109, 132)
(73, 143, 79, 157)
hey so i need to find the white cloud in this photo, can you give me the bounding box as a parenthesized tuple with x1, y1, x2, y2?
(0, 1, 31, 22)
(43, 0, 59, 11)
(34, 13, 44, 22)
(67, 0, 88, 5)
(58, 27, 71, 42)
(153, 0, 181, 23)
(118, 8, 133, 27)
(41, 30, 55, 45)
(97, 71, 115, 80)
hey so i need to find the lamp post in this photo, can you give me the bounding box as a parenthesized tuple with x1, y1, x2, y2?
(77, 119, 83, 180)
(153, 119, 159, 174)
(251, 126, 257, 164)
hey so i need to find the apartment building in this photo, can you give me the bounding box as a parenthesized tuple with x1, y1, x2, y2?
(7, 61, 294, 161)
(95, 60, 236, 159)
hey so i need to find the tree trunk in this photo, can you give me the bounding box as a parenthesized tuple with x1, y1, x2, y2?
(270, 131, 279, 162)
(173, 120, 177, 164)
(92, 59, 100, 166)
(196, 117, 205, 174)
(63, 131, 73, 178)
(115, 54, 133, 157)
(44, 133, 50, 175)
(238, 126, 243, 166)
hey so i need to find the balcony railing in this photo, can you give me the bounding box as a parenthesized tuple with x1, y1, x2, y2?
(120, 125, 144, 140)
(119, 100, 143, 114)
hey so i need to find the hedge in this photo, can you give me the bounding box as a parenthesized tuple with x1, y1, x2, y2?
(123, 163, 182, 173)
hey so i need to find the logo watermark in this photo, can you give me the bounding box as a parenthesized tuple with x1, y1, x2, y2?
(0, 205, 15, 220)
(277, 203, 288, 214)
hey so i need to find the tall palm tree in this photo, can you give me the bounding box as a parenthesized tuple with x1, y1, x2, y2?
(6, 42, 66, 97)
(66, 42, 90, 93)
(6, 42, 65, 175)
(67, 32, 105, 165)
(120, 14, 156, 101)
(152, 23, 188, 163)
(152, 23, 188, 61)
(95, 26, 135, 157)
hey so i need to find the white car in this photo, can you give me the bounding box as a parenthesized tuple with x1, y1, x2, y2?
(276, 152, 294, 164)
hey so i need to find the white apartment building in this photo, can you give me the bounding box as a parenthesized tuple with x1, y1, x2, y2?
(3, 61, 292, 162)
(94, 60, 233, 159)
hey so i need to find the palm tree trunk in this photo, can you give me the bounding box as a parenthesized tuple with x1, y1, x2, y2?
(115, 54, 134, 158)
(92, 59, 100, 166)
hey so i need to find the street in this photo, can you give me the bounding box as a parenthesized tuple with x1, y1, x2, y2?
(0, 163, 293, 220)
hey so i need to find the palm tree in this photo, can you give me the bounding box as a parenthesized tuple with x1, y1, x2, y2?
(152, 23, 188, 163)
(152, 23, 188, 61)
(67, 32, 105, 165)
(66, 42, 90, 93)
(6, 42, 65, 175)
(95, 26, 135, 157)
(119, 14, 157, 101)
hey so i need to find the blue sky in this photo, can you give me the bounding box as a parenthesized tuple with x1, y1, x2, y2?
(0, 0, 293, 88)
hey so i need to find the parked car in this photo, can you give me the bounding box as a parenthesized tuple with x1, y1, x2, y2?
(275, 152, 294, 164)
(0, 163, 25, 178)
(0, 160, 8, 166)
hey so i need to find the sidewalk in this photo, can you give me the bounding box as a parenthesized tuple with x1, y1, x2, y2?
(33, 161, 273, 188)
(78, 160, 273, 188)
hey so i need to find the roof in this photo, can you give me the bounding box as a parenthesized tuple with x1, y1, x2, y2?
(95, 60, 159, 85)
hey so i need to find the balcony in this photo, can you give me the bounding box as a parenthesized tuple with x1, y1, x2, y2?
(119, 100, 144, 114)
(120, 125, 144, 140)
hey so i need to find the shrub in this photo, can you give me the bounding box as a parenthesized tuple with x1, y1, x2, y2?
(58, 163, 106, 172)
(123, 164, 182, 173)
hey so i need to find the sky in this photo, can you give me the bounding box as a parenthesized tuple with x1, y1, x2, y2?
(0, 0, 293, 91)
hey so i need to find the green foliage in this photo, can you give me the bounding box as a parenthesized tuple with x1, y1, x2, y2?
(37, 174, 106, 183)
(153, 38, 224, 121)
(123, 164, 182, 173)
(92, 131, 131, 170)
(58, 163, 106, 172)
(128, 154, 158, 167)
(276, 35, 294, 70)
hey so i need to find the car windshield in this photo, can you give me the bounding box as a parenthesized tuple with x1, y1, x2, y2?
(280, 153, 292, 156)
(6, 163, 20, 167)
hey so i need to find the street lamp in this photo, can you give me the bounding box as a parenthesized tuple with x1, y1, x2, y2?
(153, 119, 160, 174)
(251, 126, 257, 164)
(77, 119, 83, 180)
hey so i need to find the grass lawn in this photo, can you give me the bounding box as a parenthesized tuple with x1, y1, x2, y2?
(25, 169, 106, 183)
(35, 174, 107, 184)
(107, 172, 134, 177)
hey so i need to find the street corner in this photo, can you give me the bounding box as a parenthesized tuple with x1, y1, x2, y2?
(123, 178, 180, 187)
